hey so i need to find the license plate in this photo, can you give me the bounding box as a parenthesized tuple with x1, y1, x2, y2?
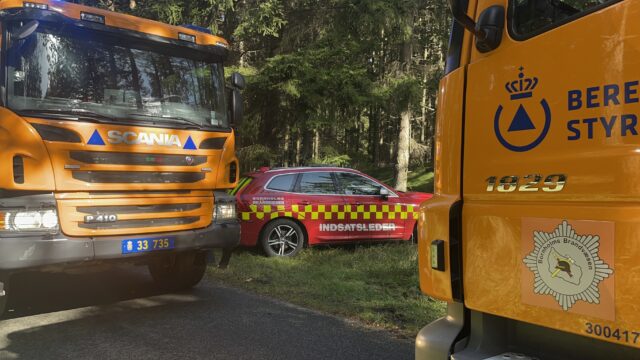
(121, 236, 176, 254)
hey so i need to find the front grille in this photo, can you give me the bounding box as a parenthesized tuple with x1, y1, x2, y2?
(72, 171, 205, 184)
(78, 203, 201, 215)
(70, 151, 207, 166)
(78, 216, 199, 230)
(87, 190, 193, 196)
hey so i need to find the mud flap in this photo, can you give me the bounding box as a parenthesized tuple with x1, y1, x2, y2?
(217, 248, 234, 269)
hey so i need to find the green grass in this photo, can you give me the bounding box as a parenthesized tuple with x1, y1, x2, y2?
(360, 167, 434, 193)
(208, 244, 446, 338)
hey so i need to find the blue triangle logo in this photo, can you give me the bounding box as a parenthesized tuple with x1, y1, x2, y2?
(183, 136, 197, 150)
(508, 104, 536, 132)
(87, 130, 106, 145)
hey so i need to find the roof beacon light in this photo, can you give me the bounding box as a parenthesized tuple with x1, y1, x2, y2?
(80, 12, 105, 24)
(179, 33, 196, 43)
(24, 2, 48, 9)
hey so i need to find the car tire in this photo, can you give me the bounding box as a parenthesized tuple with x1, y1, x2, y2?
(0, 273, 9, 316)
(148, 251, 207, 291)
(261, 219, 305, 257)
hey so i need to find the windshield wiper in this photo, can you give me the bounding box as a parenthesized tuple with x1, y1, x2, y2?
(127, 113, 204, 129)
(18, 109, 115, 124)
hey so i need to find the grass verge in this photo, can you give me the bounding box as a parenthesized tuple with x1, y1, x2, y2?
(209, 244, 446, 338)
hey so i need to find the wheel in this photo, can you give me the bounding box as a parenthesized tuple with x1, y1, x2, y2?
(261, 219, 305, 257)
(0, 273, 8, 316)
(148, 251, 207, 291)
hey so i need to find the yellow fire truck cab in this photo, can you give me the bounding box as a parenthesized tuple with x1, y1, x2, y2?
(0, 0, 244, 314)
(416, 0, 640, 358)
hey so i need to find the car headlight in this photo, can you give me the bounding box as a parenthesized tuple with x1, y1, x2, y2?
(214, 202, 236, 222)
(1, 209, 59, 232)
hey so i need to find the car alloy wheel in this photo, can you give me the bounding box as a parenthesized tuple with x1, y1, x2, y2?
(267, 224, 300, 256)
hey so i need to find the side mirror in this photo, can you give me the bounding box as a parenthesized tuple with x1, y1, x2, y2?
(230, 89, 243, 128)
(448, 0, 484, 39)
(231, 72, 245, 90)
(380, 188, 390, 200)
(8, 20, 39, 47)
(475, 5, 505, 53)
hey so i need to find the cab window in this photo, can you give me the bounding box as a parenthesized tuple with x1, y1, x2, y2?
(297, 172, 337, 194)
(266, 174, 297, 192)
(335, 172, 383, 196)
(510, 0, 617, 38)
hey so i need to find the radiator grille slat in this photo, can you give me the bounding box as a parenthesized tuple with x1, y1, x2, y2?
(77, 203, 201, 215)
(78, 216, 199, 230)
(72, 171, 205, 184)
(70, 151, 207, 166)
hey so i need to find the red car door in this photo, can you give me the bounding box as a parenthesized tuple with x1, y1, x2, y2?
(293, 171, 349, 243)
(334, 171, 405, 241)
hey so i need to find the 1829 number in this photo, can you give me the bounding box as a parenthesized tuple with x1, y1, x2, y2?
(486, 174, 566, 193)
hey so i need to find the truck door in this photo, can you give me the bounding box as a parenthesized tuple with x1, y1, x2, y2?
(463, 0, 639, 348)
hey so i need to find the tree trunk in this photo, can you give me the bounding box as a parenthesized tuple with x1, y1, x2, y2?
(295, 129, 302, 166)
(283, 125, 290, 167)
(313, 128, 320, 160)
(394, 18, 415, 192)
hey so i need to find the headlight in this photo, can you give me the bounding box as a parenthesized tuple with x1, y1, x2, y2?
(1, 209, 59, 232)
(214, 202, 236, 222)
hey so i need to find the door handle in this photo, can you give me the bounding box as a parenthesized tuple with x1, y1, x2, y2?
(298, 201, 311, 205)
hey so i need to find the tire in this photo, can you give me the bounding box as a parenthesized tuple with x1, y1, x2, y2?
(261, 219, 305, 257)
(0, 273, 8, 316)
(148, 251, 207, 291)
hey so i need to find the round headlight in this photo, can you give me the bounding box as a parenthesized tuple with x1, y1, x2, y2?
(41, 211, 59, 229)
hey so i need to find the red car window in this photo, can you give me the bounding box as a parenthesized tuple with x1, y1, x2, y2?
(266, 174, 297, 192)
(298, 172, 337, 194)
(335, 172, 383, 196)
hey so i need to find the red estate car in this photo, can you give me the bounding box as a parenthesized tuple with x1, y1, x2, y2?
(232, 167, 432, 257)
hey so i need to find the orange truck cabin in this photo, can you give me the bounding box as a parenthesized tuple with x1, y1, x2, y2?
(416, 0, 640, 358)
(0, 0, 245, 314)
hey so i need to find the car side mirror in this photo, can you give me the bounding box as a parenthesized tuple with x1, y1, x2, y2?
(380, 188, 390, 200)
(230, 89, 243, 128)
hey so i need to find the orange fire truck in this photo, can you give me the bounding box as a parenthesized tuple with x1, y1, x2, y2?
(0, 0, 243, 314)
(416, 0, 640, 358)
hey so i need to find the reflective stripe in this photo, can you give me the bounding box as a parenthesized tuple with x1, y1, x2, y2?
(241, 204, 419, 222)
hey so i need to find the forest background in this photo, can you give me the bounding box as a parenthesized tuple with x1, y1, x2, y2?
(72, 0, 452, 192)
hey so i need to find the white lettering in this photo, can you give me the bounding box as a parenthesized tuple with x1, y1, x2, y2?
(319, 223, 397, 232)
(107, 131, 183, 147)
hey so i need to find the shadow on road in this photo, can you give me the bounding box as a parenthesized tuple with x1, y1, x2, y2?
(0, 266, 413, 360)
(2, 265, 165, 319)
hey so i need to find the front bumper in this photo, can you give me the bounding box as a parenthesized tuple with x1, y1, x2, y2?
(0, 221, 239, 271)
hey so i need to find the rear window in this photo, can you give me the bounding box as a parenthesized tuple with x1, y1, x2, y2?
(266, 174, 297, 192)
(510, 0, 617, 39)
(298, 172, 337, 194)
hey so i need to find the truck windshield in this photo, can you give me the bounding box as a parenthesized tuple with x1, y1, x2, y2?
(6, 22, 228, 129)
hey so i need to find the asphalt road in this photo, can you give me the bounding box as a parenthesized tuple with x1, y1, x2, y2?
(0, 266, 413, 360)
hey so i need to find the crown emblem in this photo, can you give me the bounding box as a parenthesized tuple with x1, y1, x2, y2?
(505, 67, 538, 100)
